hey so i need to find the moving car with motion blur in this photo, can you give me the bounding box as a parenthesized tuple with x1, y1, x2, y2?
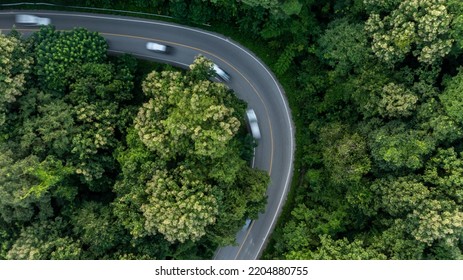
(146, 41, 170, 53)
(212, 63, 230, 82)
(246, 109, 261, 140)
(15, 14, 51, 26)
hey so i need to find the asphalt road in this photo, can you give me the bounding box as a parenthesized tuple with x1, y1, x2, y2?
(0, 10, 295, 260)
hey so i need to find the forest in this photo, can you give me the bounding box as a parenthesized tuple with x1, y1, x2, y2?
(0, 26, 268, 259)
(2, 0, 463, 259)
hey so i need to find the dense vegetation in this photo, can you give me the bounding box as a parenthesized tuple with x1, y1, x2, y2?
(0, 27, 268, 259)
(3, 0, 463, 259)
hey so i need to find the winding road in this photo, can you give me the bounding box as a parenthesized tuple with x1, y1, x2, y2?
(0, 10, 295, 260)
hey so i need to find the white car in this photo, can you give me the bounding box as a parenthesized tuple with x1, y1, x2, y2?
(212, 64, 230, 82)
(246, 109, 261, 140)
(146, 42, 169, 53)
(15, 14, 51, 26)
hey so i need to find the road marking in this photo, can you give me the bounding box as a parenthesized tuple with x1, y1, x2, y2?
(234, 220, 255, 259)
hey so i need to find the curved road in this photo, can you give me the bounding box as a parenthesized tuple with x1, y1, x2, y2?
(0, 10, 295, 260)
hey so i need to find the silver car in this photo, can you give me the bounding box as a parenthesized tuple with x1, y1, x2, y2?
(146, 42, 170, 53)
(246, 109, 261, 140)
(15, 14, 51, 26)
(212, 64, 230, 82)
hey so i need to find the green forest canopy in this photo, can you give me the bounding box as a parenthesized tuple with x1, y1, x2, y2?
(0, 26, 268, 259)
(2, 0, 463, 259)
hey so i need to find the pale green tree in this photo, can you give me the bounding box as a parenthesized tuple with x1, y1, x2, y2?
(377, 83, 418, 118)
(0, 33, 32, 125)
(370, 176, 430, 217)
(408, 199, 463, 246)
(135, 56, 240, 161)
(6, 218, 81, 260)
(369, 219, 426, 259)
(365, 0, 454, 65)
(141, 166, 218, 243)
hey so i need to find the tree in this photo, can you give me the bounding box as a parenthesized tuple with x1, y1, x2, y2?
(365, 0, 454, 65)
(319, 123, 371, 185)
(18, 94, 75, 159)
(417, 97, 463, 145)
(369, 122, 435, 171)
(317, 19, 371, 77)
(408, 199, 463, 246)
(65, 62, 134, 190)
(141, 166, 218, 243)
(0, 33, 32, 126)
(369, 219, 426, 259)
(376, 83, 418, 119)
(6, 217, 82, 260)
(424, 148, 463, 203)
(440, 68, 463, 125)
(0, 147, 72, 224)
(34, 27, 108, 91)
(370, 176, 430, 217)
(71, 201, 125, 258)
(305, 234, 387, 260)
(114, 56, 268, 246)
(135, 58, 240, 161)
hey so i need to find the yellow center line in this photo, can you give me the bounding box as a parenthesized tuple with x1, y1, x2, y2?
(234, 221, 255, 260)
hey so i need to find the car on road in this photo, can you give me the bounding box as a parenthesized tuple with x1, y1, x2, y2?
(244, 219, 252, 229)
(15, 14, 51, 26)
(146, 42, 170, 53)
(246, 109, 261, 140)
(212, 63, 230, 82)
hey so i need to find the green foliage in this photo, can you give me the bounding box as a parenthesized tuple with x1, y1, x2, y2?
(365, 0, 454, 65)
(71, 201, 125, 257)
(1, 25, 267, 259)
(142, 167, 218, 243)
(274, 43, 297, 75)
(135, 57, 240, 161)
(369, 219, 426, 259)
(263, 0, 463, 260)
(424, 148, 463, 203)
(18, 93, 75, 158)
(5, 0, 463, 261)
(369, 122, 435, 171)
(304, 235, 387, 260)
(376, 83, 418, 119)
(0, 147, 71, 224)
(317, 19, 371, 76)
(35, 27, 108, 91)
(441, 68, 463, 124)
(370, 176, 429, 217)
(320, 123, 371, 185)
(115, 57, 268, 245)
(0, 33, 32, 125)
(6, 218, 82, 260)
(408, 199, 463, 246)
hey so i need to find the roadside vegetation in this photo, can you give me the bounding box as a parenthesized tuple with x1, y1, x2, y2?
(2, 0, 463, 259)
(0, 27, 268, 259)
